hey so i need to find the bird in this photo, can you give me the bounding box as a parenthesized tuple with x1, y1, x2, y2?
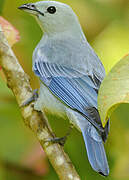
(18, 1, 110, 176)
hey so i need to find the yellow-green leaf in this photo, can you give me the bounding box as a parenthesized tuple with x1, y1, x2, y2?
(98, 54, 129, 127)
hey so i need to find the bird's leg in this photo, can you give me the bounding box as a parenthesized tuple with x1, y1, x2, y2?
(45, 125, 73, 146)
(21, 89, 39, 107)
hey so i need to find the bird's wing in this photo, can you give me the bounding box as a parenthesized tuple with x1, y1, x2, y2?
(33, 60, 103, 130)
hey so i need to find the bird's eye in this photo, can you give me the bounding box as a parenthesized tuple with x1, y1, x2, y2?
(31, 4, 36, 8)
(47, 6, 56, 14)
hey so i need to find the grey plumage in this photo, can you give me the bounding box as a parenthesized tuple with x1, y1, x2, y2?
(19, 1, 110, 176)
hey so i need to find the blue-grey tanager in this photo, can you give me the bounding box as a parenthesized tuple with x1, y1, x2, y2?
(19, 1, 109, 176)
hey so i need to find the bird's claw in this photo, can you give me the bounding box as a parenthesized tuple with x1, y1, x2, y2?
(21, 89, 39, 107)
(45, 136, 67, 146)
(44, 126, 73, 146)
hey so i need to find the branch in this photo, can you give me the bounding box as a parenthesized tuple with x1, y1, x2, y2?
(0, 27, 80, 180)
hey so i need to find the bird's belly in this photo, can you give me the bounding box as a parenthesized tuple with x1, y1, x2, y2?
(34, 83, 66, 117)
(34, 83, 83, 132)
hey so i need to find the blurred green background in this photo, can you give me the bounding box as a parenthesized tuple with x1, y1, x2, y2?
(1, 0, 129, 179)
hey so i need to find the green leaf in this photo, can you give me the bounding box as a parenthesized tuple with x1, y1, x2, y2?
(98, 54, 129, 127)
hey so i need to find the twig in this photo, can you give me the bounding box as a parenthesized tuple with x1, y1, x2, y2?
(0, 27, 81, 180)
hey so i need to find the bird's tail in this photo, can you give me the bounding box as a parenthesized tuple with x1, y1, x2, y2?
(81, 124, 109, 176)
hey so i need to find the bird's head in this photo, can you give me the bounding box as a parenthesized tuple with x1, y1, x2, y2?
(18, 1, 81, 35)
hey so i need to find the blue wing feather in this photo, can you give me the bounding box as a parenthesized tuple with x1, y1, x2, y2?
(49, 77, 97, 110)
(49, 77, 89, 111)
(33, 61, 102, 127)
(34, 61, 99, 89)
(34, 61, 98, 108)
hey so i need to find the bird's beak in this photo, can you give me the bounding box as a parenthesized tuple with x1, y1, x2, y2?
(18, 4, 44, 16)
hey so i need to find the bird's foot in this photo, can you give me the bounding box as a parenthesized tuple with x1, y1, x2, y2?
(21, 89, 39, 107)
(45, 136, 67, 146)
(45, 126, 73, 146)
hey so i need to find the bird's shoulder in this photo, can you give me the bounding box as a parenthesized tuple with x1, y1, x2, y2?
(33, 35, 105, 83)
